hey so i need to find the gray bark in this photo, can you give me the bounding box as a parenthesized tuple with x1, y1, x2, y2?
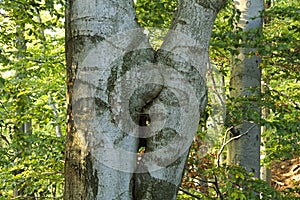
(227, 0, 264, 177)
(206, 63, 226, 149)
(64, 0, 227, 199)
(260, 82, 271, 184)
(260, 0, 272, 184)
(64, 1, 142, 199)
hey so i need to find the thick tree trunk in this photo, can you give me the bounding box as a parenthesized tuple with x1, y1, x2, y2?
(64, 0, 227, 199)
(64, 1, 143, 199)
(227, 0, 264, 177)
(133, 1, 226, 199)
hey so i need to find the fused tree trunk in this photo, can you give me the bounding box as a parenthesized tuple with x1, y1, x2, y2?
(227, 0, 264, 177)
(64, 0, 227, 199)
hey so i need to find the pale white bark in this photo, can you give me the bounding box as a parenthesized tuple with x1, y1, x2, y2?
(132, 1, 227, 199)
(227, 0, 264, 177)
(65, 1, 144, 199)
(65, 0, 227, 199)
(260, 82, 271, 183)
(260, 0, 272, 184)
(48, 96, 62, 137)
(207, 63, 226, 149)
(260, 128, 271, 183)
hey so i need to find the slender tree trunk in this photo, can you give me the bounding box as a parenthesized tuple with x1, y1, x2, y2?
(64, 0, 227, 199)
(260, 93, 271, 183)
(36, 9, 63, 138)
(206, 63, 226, 152)
(227, 0, 264, 177)
(14, 13, 33, 199)
(49, 96, 62, 137)
(260, 0, 272, 184)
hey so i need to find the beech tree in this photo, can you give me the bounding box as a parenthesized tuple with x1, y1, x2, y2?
(64, 0, 227, 199)
(226, 0, 264, 177)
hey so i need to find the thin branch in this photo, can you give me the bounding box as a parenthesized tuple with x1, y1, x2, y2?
(192, 177, 219, 185)
(0, 134, 10, 145)
(190, 175, 224, 199)
(217, 126, 234, 167)
(179, 188, 202, 199)
(222, 126, 233, 148)
(217, 124, 256, 167)
(213, 173, 224, 200)
(29, 59, 64, 65)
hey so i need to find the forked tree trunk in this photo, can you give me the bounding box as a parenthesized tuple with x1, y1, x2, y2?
(227, 0, 264, 178)
(64, 0, 227, 199)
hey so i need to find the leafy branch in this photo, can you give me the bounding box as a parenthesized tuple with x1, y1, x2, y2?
(262, 81, 300, 110)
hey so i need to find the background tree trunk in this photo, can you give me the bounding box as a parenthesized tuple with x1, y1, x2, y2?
(14, 14, 33, 199)
(64, 0, 227, 199)
(260, 93, 271, 184)
(260, 0, 272, 184)
(227, 0, 264, 178)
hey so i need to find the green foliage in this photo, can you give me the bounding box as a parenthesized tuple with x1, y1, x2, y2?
(210, 0, 242, 59)
(0, 0, 298, 198)
(134, 0, 177, 49)
(174, 0, 298, 198)
(0, 0, 65, 198)
(0, 133, 65, 199)
(259, 0, 300, 162)
(178, 121, 282, 199)
(134, 0, 177, 29)
(209, 0, 300, 162)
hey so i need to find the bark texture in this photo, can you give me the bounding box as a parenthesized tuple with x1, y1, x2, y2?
(133, 1, 226, 199)
(64, 1, 144, 199)
(227, 0, 264, 177)
(260, 82, 271, 183)
(64, 0, 227, 199)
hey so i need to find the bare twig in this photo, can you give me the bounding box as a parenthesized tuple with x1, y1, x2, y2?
(179, 188, 202, 199)
(190, 175, 224, 199)
(217, 124, 256, 167)
(213, 173, 224, 200)
(217, 126, 234, 167)
(192, 177, 219, 185)
(0, 134, 10, 145)
(222, 127, 233, 148)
